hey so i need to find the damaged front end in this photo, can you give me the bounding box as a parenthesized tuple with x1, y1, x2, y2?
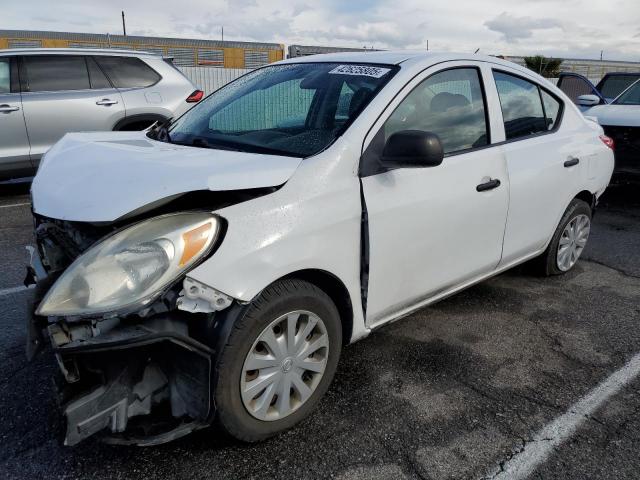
(26, 210, 237, 446)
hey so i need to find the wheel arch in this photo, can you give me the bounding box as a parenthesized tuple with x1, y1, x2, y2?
(277, 269, 354, 346)
(574, 189, 596, 211)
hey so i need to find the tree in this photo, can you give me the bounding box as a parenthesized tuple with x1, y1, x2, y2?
(523, 56, 563, 78)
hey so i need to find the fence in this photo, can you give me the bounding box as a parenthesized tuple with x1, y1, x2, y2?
(178, 66, 252, 95)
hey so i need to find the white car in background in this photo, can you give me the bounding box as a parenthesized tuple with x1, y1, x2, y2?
(26, 51, 614, 446)
(557, 72, 640, 176)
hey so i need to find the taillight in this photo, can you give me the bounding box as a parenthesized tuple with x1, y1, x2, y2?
(599, 134, 614, 150)
(186, 90, 204, 103)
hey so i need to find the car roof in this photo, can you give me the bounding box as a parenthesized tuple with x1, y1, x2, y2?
(275, 50, 534, 73)
(0, 47, 161, 57)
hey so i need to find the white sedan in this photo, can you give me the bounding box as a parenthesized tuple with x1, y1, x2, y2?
(27, 51, 614, 446)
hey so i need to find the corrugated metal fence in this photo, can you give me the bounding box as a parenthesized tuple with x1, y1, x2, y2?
(178, 66, 252, 95)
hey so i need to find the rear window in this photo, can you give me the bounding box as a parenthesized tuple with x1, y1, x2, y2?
(94, 56, 160, 88)
(23, 55, 90, 92)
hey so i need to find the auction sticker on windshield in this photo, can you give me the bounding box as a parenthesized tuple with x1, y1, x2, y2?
(328, 65, 391, 78)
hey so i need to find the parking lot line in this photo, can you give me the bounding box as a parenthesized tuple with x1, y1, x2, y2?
(0, 285, 34, 297)
(0, 202, 30, 209)
(489, 352, 640, 479)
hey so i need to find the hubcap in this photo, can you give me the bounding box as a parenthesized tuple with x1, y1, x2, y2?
(557, 214, 590, 272)
(240, 310, 329, 421)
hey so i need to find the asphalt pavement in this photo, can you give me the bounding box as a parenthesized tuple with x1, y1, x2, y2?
(0, 181, 639, 480)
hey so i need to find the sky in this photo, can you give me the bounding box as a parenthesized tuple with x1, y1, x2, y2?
(3, 0, 640, 61)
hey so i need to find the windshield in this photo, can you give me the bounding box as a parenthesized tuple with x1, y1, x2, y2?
(613, 80, 640, 105)
(166, 62, 397, 157)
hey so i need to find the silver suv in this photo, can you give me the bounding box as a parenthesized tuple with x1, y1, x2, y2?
(0, 48, 202, 180)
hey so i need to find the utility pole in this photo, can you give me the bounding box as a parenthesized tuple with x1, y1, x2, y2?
(221, 26, 224, 42)
(600, 50, 603, 61)
(426, 39, 429, 51)
(122, 11, 126, 36)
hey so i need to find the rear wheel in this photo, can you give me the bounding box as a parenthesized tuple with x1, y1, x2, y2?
(214, 279, 342, 441)
(535, 198, 592, 276)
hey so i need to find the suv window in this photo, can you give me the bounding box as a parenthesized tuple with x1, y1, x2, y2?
(86, 57, 111, 89)
(383, 68, 488, 154)
(94, 56, 161, 88)
(493, 72, 549, 140)
(0, 59, 9, 94)
(23, 55, 90, 92)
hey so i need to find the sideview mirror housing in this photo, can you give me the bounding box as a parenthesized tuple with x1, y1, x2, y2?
(380, 130, 444, 169)
(577, 94, 602, 107)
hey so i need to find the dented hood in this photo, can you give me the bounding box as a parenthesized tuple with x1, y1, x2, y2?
(31, 132, 302, 222)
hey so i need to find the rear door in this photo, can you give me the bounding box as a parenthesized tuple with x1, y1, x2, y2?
(19, 55, 125, 163)
(0, 56, 32, 178)
(492, 70, 584, 265)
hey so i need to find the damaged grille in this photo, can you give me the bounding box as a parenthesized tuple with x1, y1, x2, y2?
(602, 125, 640, 175)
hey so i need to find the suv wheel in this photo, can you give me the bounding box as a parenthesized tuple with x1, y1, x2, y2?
(214, 279, 342, 441)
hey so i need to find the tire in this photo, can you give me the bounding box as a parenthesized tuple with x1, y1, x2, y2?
(534, 198, 592, 276)
(214, 279, 342, 442)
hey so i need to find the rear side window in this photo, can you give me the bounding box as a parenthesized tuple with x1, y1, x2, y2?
(86, 57, 111, 89)
(0, 59, 9, 94)
(493, 72, 548, 140)
(541, 90, 561, 130)
(383, 67, 489, 154)
(23, 55, 90, 92)
(95, 56, 161, 88)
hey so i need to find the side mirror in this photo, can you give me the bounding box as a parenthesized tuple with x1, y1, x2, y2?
(577, 94, 602, 107)
(380, 130, 444, 169)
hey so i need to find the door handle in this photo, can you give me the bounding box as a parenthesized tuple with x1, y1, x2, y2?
(96, 99, 118, 106)
(564, 157, 580, 167)
(0, 104, 20, 113)
(476, 178, 501, 192)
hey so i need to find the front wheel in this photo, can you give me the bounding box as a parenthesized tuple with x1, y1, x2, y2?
(535, 198, 592, 276)
(214, 279, 342, 442)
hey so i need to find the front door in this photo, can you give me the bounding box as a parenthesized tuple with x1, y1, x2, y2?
(19, 55, 125, 163)
(0, 56, 32, 178)
(360, 65, 509, 327)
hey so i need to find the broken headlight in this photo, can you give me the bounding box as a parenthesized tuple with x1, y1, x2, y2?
(37, 212, 220, 317)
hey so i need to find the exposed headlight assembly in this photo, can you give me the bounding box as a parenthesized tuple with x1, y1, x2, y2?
(37, 212, 220, 317)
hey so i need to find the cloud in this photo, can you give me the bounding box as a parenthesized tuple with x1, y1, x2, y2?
(2, 0, 640, 61)
(485, 12, 563, 42)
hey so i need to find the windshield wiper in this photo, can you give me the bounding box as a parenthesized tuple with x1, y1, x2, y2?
(147, 118, 173, 143)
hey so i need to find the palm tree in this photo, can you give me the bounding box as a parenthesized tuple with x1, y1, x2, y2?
(523, 56, 563, 78)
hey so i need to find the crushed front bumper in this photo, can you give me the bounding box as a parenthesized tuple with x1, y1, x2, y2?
(49, 315, 214, 446)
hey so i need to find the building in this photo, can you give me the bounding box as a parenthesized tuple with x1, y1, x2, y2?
(504, 55, 640, 79)
(0, 30, 284, 68)
(288, 44, 381, 58)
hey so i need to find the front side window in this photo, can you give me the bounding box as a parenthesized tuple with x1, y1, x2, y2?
(382, 68, 489, 154)
(167, 63, 397, 157)
(493, 72, 548, 140)
(23, 55, 90, 92)
(95, 56, 160, 88)
(613, 80, 640, 105)
(0, 59, 9, 94)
